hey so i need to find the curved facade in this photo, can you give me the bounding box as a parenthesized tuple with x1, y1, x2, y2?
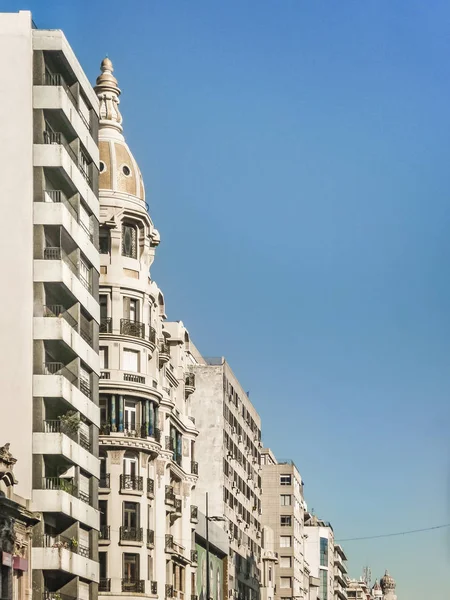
(95, 58, 199, 600)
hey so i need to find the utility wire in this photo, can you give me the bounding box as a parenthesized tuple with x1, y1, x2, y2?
(336, 523, 450, 542)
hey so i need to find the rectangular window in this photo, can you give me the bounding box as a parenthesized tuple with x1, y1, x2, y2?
(122, 224, 137, 258)
(280, 577, 291, 589)
(99, 552, 107, 579)
(279, 556, 292, 569)
(280, 515, 292, 527)
(99, 229, 110, 254)
(320, 537, 328, 567)
(123, 553, 139, 581)
(124, 401, 137, 431)
(99, 500, 107, 528)
(279, 536, 291, 548)
(99, 347, 108, 369)
(280, 495, 291, 506)
(123, 502, 139, 529)
(280, 474, 292, 486)
(123, 349, 139, 372)
(319, 569, 327, 600)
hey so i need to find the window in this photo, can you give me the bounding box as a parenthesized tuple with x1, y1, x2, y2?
(99, 500, 107, 528)
(122, 165, 131, 176)
(122, 224, 137, 258)
(123, 502, 139, 529)
(280, 474, 291, 486)
(268, 566, 272, 583)
(124, 400, 137, 431)
(99, 552, 107, 579)
(123, 553, 139, 581)
(123, 349, 139, 372)
(319, 569, 327, 600)
(280, 494, 291, 506)
(99, 229, 110, 254)
(123, 452, 138, 476)
(123, 297, 139, 321)
(280, 577, 291, 589)
(79, 257, 91, 290)
(99, 347, 108, 369)
(280, 515, 292, 527)
(279, 536, 291, 548)
(100, 295, 108, 322)
(100, 396, 108, 425)
(320, 537, 328, 567)
(279, 556, 292, 569)
(99, 161, 106, 173)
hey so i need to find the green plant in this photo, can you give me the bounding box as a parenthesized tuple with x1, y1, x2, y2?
(59, 410, 80, 435)
(70, 537, 78, 548)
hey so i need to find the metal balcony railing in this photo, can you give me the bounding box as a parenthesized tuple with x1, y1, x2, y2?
(43, 130, 78, 164)
(165, 584, 174, 599)
(100, 317, 112, 333)
(99, 525, 110, 540)
(120, 474, 143, 491)
(44, 72, 91, 132)
(165, 486, 175, 503)
(124, 373, 146, 384)
(43, 477, 89, 503)
(79, 219, 94, 244)
(44, 189, 79, 222)
(190, 505, 198, 521)
(149, 326, 156, 344)
(165, 534, 174, 551)
(79, 378, 92, 399)
(151, 582, 158, 595)
(100, 422, 111, 435)
(44, 304, 78, 330)
(99, 579, 111, 592)
(79, 433, 90, 451)
(174, 498, 182, 513)
(119, 526, 143, 542)
(191, 461, 199, 475)
(99, 473, 110, 488)
(160, 342, 170, 355)
(120, 318, 145, 339)
(147, 478, 154, 495)
(147, 529, 155, 546)
(185, 373, 195, 388)
(191, 550, 198, 563)
(80, 327, 93, 347)
(44, 419, 77, 442)
(122, 580, 144, 593)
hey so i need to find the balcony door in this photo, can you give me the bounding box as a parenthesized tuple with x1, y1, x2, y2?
(123, 297, 138, 322)
(123, 501, 139, 530)
(123, 452, 138, 477)
(123, 553, 139, 582)
(124, 400, 137, 433)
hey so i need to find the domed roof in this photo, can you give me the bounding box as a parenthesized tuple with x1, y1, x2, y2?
(94, 58, 145, 202)
(380, 570, 396, 592)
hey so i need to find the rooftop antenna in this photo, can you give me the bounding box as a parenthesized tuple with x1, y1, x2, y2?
(362, 566, 372, 588)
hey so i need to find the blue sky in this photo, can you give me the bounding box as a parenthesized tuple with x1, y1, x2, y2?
(9, 0, 450, 596)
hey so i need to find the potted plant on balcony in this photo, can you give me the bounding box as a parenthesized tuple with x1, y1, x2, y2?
(70, 537, 78, 550)
(58, 410, 80, 435)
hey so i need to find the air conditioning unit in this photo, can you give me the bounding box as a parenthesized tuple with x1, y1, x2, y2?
(237, 515, 242, 523)
(232, 482, 237, 489)
(238, 435, 243, 443)
(232, 427, 236, 435)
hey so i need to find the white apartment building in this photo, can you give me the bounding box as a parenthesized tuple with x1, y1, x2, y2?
(94, 58, 200, 600)
(260, 451, 307, 600)
(333, 545, 347, 600)
(189, 358, 262, 600)
(0, 10, 100, 600)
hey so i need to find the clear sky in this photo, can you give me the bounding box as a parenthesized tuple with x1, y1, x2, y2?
(8, 0, 450, 597)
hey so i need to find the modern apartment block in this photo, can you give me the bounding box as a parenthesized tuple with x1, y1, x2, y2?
(94, 58, 200, 599)
(190, 358, 262, 600)
(260, 451, 307, 600)
(304, 513, 348, 600)
(0, 10, 101, 600)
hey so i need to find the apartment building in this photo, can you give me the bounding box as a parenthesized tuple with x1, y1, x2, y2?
(94, 58, 200, 599)
(0, 11, 100, 600)
(333, 545, 347, 600)
(259, 526, 278, 600)
(260, 451, 307, 600)
(190, 358, 262, 600)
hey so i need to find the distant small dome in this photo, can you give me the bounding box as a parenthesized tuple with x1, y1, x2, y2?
(380, 571, 396, 592)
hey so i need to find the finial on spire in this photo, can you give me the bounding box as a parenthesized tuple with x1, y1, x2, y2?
(94, 57, 123, 133)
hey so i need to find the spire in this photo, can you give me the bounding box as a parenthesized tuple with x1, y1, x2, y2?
(94, 57, 123, 133)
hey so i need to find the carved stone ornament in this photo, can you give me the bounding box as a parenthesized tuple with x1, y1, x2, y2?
(0, 443, 18, 486)
(0, 517, 16, 553)
(156, 459, 166, 487)
(110, 451, 122, 465)
(182, 439, 189, 457)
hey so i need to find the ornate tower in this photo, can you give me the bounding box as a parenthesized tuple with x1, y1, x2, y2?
(380, 570, 397, 600)
(94, 58, 200, 600)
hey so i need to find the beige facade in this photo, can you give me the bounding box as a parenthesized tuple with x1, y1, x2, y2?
(94, 58, 200, 600)
(260, 452, 306, 600)
(260, 527, 277, 600)
(0, 10, 101, 600)
(189, 358, 262, 600)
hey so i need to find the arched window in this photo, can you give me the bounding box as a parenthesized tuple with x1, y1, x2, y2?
(122, 223, 137, 258)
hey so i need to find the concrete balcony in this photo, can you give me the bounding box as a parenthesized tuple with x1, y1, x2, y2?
(32, 488, 98, 530)
(34, 201, 99, 269)
(34, 259, 99, 321)
(33, 546, 99, 582)
(33, 432, 99, 478)
(33, 374, 99, 426)
(34, 317, 99, 375)
(33, 84, 98, 163)
(33, 143, 98, 217)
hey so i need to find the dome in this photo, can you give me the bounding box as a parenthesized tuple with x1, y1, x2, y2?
(380, 571, 396, 592)
(94, 58, 146, 202)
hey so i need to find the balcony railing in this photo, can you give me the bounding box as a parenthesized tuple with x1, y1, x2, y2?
(99, 473, 110, 488)
(79, 219, 94, 244)
(166, 584, 174, 599)
(43, 129, 92, 187)
(185, 373, 195, 388)
(43, 477, 77, 498)
(121, 318, 145, 339)
(44, 304, 78, 330)
(149, 326, 156, 344)
(100, 422, 111, 435)
(44, 361, 93, 399)
(165, 534, 174, 551)
(99, 525, 110, 540)
(191, 550, 198, 564)
(165, 485, 175, 504)
(100, 317, 112, 333)
(43, 246, 93, 294)
(124, 373, 145, 384)
(44, 189, 79, 222)
(120, 474, 143, 492)
(190, 505, 198, 522)
(44, 71, 92, 132)
(120, 526, 143, 542)
(99, 579, 111, 592)
(100, 371, 111, 380)
(44, 246, 62, 260)
(151, 582, 158, 595)
(43, 594, 76, 600)
(79, 327, 93, 347)
(147, 529, 155, 546)
(79, 433, 90, 451)
(44, 419, 77, 442)
(174, 498, 182, 514)
(147, 478, 154, 495)
(122, 580, 145, 593)
(191, 461, 199, 475)
(79, 378, 92, 399)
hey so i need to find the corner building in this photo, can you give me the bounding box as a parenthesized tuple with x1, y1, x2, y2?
(0, 11, 101, 600)
(94, 59, 200, 599)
